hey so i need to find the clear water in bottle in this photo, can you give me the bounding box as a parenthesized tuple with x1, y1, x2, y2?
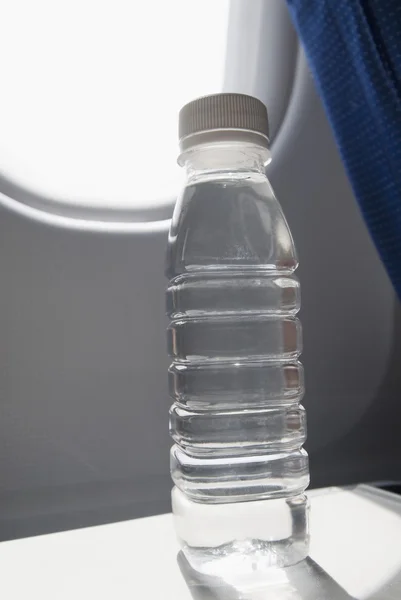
(166, 94, 309, 580)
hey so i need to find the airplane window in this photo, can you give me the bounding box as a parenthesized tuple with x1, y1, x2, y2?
(0, 0, 229, 222)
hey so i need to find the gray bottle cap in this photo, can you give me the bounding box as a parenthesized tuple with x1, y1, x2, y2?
(178, 93, 269, 153)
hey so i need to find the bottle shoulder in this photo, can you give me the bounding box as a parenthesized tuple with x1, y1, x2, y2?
(166, 176, 297, 278)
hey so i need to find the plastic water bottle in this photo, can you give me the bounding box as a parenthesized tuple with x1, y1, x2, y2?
(166, 94, 309, 578)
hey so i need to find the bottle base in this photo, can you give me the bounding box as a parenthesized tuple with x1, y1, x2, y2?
(172, 487, 309, 578)
(182, 537, 309, 578)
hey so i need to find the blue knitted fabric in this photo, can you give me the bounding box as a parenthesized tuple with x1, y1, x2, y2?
(286, 0, 401, 298)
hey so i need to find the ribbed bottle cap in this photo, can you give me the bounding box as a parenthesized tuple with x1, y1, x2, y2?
(178, 93, 269, 153)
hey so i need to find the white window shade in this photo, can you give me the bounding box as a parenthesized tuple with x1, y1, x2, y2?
(0, 0, 229, 223)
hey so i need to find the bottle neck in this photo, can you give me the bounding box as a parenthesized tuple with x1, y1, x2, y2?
(180, 142, 271, 184)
